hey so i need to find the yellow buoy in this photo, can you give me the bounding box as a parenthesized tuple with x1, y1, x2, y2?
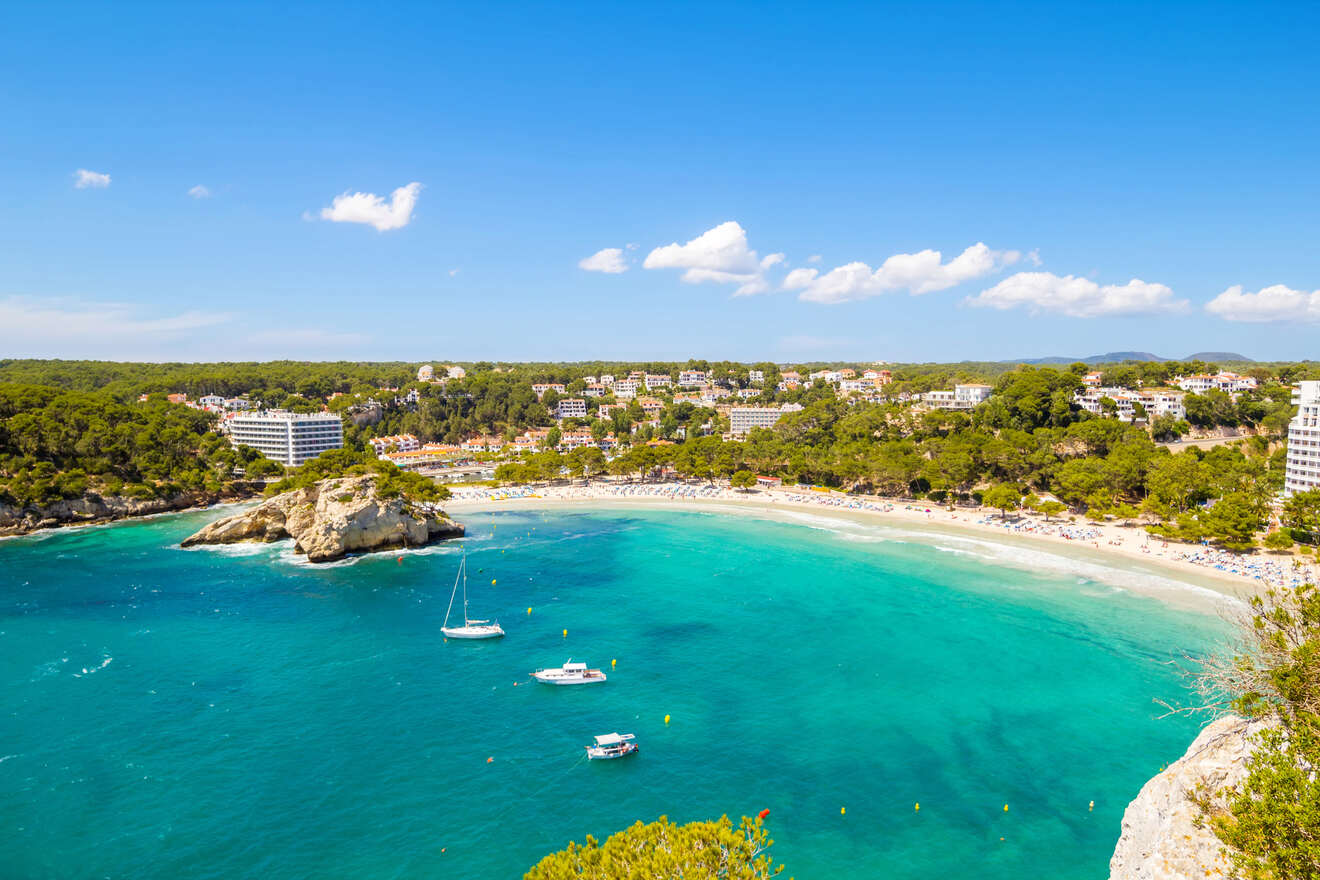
(664, 714, 670, 725)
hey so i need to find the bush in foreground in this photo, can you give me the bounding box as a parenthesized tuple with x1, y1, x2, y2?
(525, 814, 785, 879)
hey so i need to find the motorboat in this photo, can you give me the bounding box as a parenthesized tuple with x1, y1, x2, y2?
(530, 660, 606, 685)
(586, 732, 638, 759)
(442, 555, 504, 640)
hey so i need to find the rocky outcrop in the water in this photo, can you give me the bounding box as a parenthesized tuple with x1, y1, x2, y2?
(1109, 715, 1261, 880)
(180, 474, 463, 562)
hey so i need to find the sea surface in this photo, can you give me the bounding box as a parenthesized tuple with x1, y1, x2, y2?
(0, 506, 1227, 879)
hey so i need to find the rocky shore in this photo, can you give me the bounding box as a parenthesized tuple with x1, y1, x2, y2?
(1109, 715, 1261, 880)
(0, 486, 260, 537)
(181, 474, 463, 562)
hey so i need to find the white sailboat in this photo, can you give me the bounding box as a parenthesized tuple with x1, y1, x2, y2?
(441, 555, 504, 640)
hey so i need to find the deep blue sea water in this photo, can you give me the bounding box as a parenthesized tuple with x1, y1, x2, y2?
(0, 505, 1227, 879)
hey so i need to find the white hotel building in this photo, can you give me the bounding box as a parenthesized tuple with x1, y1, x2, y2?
(226, 411, 344, 466)
(729, 404, 804, 436)
(1285, 381, 1320, 495)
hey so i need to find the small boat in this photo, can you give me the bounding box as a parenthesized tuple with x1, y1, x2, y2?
(441, 554, 504, 640)
(530, 660, 606, 685)
(586, 732, 638, 760)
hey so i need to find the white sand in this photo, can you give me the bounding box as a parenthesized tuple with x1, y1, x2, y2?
(443, 482, 1319, 612)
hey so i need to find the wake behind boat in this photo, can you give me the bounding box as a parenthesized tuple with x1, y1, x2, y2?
(530, 660, 606, 685)
(442, 555, 504, 640)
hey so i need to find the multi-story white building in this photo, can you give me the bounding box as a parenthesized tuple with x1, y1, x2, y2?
(954, 384, 994, 407)
(729, 404, 804, 436)
(613, 378, 640, 398)
(1176, 371, 1258, 396)
(556, 398, 587, 419)
(532, 383, 566, 399)
(368, 434, 420, 457)
(1285, 381, 1320, 495)
(226, 411, 344, 467)
(678, 370, 707, 387)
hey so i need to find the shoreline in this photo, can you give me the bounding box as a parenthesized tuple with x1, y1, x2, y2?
(443, 483, 1317, 611)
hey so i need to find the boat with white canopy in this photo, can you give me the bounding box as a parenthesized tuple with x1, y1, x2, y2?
(586, 732, 637, 760)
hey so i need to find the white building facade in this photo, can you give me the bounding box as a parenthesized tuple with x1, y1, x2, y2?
(729, 404, 803, 436)
(226, 411, 344, 467)
(1285, 381, 1320, 495)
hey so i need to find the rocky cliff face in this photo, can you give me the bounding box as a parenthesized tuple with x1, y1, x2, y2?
(0, 488, 254, 537)
(1109, 715, 1261, 880)
(180, 474, 463, 562)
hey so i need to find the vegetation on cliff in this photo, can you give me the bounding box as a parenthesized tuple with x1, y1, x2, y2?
(1183, 584, 1320, 878)
(524, 814, 784, 879)
(262, 448, 450, 503)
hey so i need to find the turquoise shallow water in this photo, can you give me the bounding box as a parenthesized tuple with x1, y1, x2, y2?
(1, 506, 1226, 879)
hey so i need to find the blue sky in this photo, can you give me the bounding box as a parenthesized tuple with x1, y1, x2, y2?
(3, 1, 1318, 363)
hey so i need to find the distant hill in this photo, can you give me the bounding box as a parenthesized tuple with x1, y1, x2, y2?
(1014, 351, 1253, 365)
(1184, 351, 1254, 362)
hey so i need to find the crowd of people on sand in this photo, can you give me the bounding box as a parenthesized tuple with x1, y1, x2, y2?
(445, 480, 1319, 592)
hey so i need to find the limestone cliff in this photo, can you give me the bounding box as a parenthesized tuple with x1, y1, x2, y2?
(0, 487, 258, 537)
(1109, 715, 1262, 880)
(181, 474, 463, 562)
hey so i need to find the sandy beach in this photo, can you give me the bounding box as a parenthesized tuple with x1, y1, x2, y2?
(443, 481, 1319, 611)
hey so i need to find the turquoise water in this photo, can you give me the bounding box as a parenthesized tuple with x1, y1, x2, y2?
(1, 506, 1226, 879)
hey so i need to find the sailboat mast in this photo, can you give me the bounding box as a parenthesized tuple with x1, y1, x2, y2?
(462, 553, 470, 625)
(443, 555, 463, 629)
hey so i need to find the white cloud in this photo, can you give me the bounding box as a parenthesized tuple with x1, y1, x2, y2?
(1204, 284, 1320, 323)
(578, 247, 629, 274)
(643, 221, 777, 296)
(966, 271, 1188, 317)
(319, 181, 422, 231)
(74, 169, 111, 189)
(784, 243, 1021, 304)
(0, 295, 229, 355)
(188, 184, 211, 199)
(644, 221, 760, 275)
